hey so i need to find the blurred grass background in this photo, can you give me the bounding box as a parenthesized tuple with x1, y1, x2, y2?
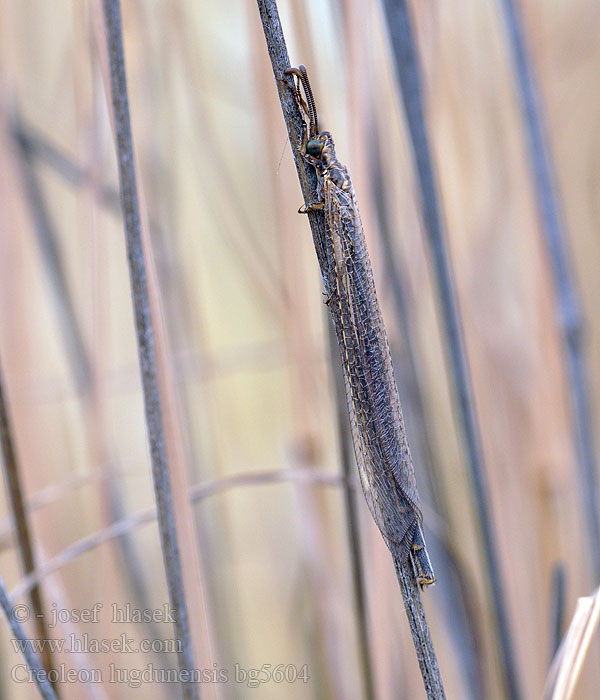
(0, 0, 599, 698)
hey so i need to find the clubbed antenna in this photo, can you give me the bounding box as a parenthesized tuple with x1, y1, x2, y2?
(285, 65, 319, 138)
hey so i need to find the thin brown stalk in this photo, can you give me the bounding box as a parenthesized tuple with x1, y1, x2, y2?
(31, 549, 111, 700)
(498, 0, 600, 582)
(99, 2, 200, 697)
(395, 560, 446, 698)
(93, 3, 216, 685)
(12, 96, 169, 670)
(0, 470, 120, 549)
(381, 1, 521, 698)
(370, 124, 483, 700)
(0, 576, 58, 700)
(328, 327, 376, 700)
(249, 18, 349, 695)
(0, 361, 54, 681)
(255, 1, 444, 697)
(10, 468, 348, 602)
(11, 118, 91, 393)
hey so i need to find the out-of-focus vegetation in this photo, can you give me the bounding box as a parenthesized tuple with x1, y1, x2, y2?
(0, 1, 599, 698)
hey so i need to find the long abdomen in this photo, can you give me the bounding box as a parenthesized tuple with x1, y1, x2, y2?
(322, 175, 422, 561)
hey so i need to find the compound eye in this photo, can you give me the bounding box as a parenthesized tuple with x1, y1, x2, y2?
(306, 139, 323, 157)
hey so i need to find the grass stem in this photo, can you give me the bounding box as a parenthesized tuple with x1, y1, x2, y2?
(381, 2, 522, 698)
(0, 575, 58, 700)
(256, 1, 445, 696)
(101, 2, 199, 697)
(328, 327, 376, 700)
(498, 0, 600, 582)
(0, 362, 55, 684)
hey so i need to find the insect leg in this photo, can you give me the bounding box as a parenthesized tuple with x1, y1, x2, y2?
(283, 69, 311, 126)
(409, 522, 436, 588)
(298, 201, 325, 214)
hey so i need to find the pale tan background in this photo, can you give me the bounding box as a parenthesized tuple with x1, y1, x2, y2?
(0, 0, 599, 698)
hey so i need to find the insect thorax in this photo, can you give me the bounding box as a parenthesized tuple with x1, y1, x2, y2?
(313, 132, 352, 192)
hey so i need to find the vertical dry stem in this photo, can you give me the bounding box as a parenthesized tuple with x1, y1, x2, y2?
(256, 0, 445, 696)
(101, 2, 200, 697)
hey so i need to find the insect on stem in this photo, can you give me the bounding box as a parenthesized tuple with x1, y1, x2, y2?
(285, 64, 435, 589)
(284, 65, 319, 138)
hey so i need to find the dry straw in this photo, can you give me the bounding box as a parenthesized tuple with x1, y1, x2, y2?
(544, 585, 600, 700)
